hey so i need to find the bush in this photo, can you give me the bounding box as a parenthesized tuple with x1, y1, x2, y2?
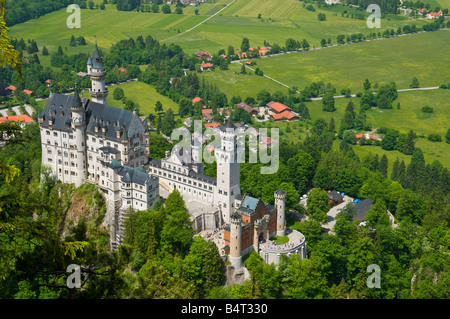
(428, 133, 442, 142)
(421, 105, 434, 113)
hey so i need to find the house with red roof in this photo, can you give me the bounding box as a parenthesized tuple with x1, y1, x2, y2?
(237, 102, 258, 116)
(45, 79, 52, 87)
(23, 89, 34, 96)
(192, 97, 202, 105)
(355, 133, 364, 139)
(271, 110, 299, 122)
(201, 63, 213, 71)
(4, 85, 16, 95)
(427, 10, 443, 18)
(0, 114, 35, 128)
(204, 122, 221, 129)
(268, 101, 292, 114)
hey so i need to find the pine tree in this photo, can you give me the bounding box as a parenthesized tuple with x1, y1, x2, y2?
(42, 46, 49, 56)
(240, 64, 246, 74)
(446, 128, 450, 144)
(328, 117, 335, 132)
(57, 45, 63, 55)
(70, 35, 77, 46)
(301, 106, 310, 119)
(410, 77, 419, 88)
(364, 78, 371, 91)
(391, 157, 400, 181)
(379, 154, 388, 178)
(322, 91, 335, 112)
(403, 130, 416, 155)
(345, 100, 355, 118)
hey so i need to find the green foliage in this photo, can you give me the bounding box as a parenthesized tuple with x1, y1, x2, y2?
(307, 188, 330, 223)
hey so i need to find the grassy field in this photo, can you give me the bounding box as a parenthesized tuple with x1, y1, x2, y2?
(81, 81, 180, 115)
(252, 29, 450, 94)
(9, 0, 435, 61)
(305, 89, 450, 137)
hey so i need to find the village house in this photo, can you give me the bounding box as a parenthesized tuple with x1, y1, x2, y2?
(200, 63, 213, 71)
(328, 190, 344, 207)
(236, 102, 258, 116)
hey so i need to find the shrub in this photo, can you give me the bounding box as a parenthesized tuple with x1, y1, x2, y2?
(421, 105, 434, 113)
(428, 133, 442, 142)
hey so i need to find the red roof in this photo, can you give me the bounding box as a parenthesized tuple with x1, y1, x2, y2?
(269, 102, 292, 113)
(355, 134, 364, 139)
(271, 111, 299, 121)
(23, 89, 33, 95)
(0, 114, 34, 124)
(201, 109, 212, 115)
(192, 97, 201, 104)
(237, 102, 258, 114)
(45, 79, 52, 84)
(5, 85, 16, 91)
(201, 63, 213, 68)
(118, 67, 127, 74)
(204, 122, 221, 129)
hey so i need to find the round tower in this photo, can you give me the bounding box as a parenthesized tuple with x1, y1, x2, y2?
(70, 85, 87, 187)
(274, 188, 286, 237)
(229, 212, 243, 269)
(88, 39, 108, 105)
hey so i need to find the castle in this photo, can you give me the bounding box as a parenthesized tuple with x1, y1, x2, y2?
(38, 41, 159, 249)
(39, 41, 306, 264)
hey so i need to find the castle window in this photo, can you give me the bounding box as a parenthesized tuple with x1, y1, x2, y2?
(46, 131, 50, 135)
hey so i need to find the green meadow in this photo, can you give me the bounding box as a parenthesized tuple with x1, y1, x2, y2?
(253, 29, 450, 93)
(81, 80, 179, 115)
(9, 0, 435, 60)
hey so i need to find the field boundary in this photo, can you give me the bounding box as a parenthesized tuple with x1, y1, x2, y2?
(160, 0, 237, 42)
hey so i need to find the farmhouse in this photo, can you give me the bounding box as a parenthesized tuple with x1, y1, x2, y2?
(192, 97, 201, 105)
(271, 110, 299, 121)
(0, 114, 35, 128)
(328, 190, 344, 206)
(268, 101, 292, 114)
(201, 63, 213, 71)
(236, 102, 258, 116)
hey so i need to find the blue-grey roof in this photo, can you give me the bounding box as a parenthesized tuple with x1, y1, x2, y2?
(352, 198, 373, 222)
(40, 93, 143, 141)
(220, 120, 237, 132)
(92, 42, 104, 70)
(110, 163, 150, 186)
(241, 195, 258, 211)
(188, 170, 216, 185)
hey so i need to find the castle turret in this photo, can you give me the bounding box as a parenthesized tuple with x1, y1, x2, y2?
(70, 84, 87, 187)
(274, 188, 286, 237)
(229, 212, 242, 269)
(88, 39, 108, 105)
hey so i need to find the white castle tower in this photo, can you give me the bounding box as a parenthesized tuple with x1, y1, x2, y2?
(88, 39, 108, 105)
(274, 188, 286, 236)
(215, 120, 242, 223)
(70, 84, 88, 186)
